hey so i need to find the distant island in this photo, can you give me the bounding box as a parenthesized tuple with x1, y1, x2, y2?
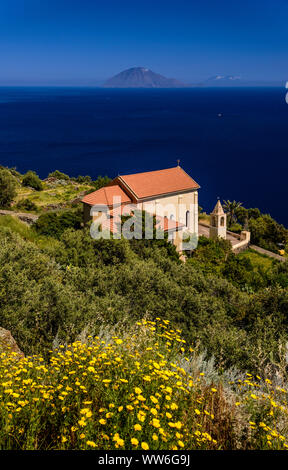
(102, 67, 284, 88)
(103, 67, 187, 88)
(198, 75, 285, 87)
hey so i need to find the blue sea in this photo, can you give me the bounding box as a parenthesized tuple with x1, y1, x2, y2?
(0, 87, 287, 225)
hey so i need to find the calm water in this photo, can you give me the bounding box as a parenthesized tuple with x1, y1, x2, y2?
(0, 87, 287, 225)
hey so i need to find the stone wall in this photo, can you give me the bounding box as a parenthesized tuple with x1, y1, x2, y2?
(231, 231, 251, 253)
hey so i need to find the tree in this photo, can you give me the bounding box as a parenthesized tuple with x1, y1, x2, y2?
(248, 208, 261, 220)
(22, 171, 43, 191)
(235, 206, 248, 226)
(48, 170, 70, 181)
(249, 215, 288, 253)
(16, 198, 38, 212)
(75, 175, 92, 184)
(223, 200, 242, 227)
(34, 209, 82, 238)
(0, 168, 17, 208)
(221, 253, 253, 287)
(92, 175, 111, 190)
(189, 236, 232, 274)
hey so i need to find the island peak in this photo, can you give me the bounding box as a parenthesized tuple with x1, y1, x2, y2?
(103, 67, 187, 88)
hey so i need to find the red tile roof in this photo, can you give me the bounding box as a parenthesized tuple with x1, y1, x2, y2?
(97, 207, 184, 234)
(82, 185, 131, 206)
(159, 216, 184, 232)
(117, 166, 199, 200)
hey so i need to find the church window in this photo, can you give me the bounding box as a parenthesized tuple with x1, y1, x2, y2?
(186, 210, 190, 227)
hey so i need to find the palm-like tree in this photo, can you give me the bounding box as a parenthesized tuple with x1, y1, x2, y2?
(223, 200, 242, 227)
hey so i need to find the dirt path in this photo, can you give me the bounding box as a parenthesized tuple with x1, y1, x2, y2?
(0, 210, 39, 225)
(249, 245, 286, 262)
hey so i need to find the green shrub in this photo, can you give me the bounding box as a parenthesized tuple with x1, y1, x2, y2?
(75, 175, 92, 184)
(16, 198, 38, 212)
(0, 168, 17, 208)
(248, 208, 261, 220)
(235, 206, 248, 225)
(249, 215, 288, 253)
(92, 175, 111, 190)
(22, 171, 43, 191)
(229, 223, 242, 233)
(34, 209, 82, 238)
(188, 236, 231, 273)
(48, 170, 70, 180)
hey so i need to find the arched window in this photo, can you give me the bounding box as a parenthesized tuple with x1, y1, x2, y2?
(186, 210, 190, 227)
(220, 216, 225, 227)
(168, 215, 175, 242)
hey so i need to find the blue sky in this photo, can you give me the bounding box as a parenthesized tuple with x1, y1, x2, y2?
(0, 0, 287, 84)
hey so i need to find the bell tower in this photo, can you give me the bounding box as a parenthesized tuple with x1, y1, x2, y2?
(209, 199, 227, 240)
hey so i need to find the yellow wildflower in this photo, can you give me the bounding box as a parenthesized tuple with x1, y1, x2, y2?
(86, 441, 97, 448)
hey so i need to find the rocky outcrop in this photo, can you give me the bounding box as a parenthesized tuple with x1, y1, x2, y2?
(0, 327, 24, 356)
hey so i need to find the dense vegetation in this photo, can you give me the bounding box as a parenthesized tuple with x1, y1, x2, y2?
(1, 166, 288, 450)
(1, 214, 288, 377)
(34, 209, 83, 238)
(0, 168, 17, 207)
(223, 199, 288, 254)
(0, 166, 111, 214)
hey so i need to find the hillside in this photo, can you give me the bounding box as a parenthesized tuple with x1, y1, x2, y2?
(1, 165, 288, 450)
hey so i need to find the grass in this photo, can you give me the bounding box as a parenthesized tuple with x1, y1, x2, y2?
(239, 248, 275, 271)
(0, 215, 62, 252)
(0, 216, 38, 242)
(15, 181, 93, 210)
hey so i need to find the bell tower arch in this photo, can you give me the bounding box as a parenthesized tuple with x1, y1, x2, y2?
(209, 199, 227, 240)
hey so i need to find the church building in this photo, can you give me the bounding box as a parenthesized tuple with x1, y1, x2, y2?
(82, 165, 200, 251)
